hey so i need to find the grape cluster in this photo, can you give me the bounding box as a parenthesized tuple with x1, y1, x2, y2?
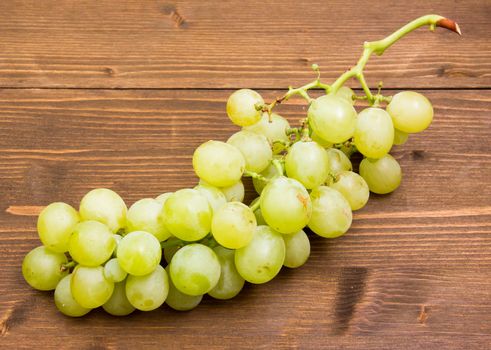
(21, 85, 433, 317)
(21, 14, 460, 317)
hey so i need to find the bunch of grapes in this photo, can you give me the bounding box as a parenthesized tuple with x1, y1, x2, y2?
(21, 15, 460, 317)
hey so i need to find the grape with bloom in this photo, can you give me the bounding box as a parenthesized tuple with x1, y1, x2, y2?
(20, 14, 461, 317)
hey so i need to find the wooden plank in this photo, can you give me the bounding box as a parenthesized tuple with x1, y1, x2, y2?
(0, 88, 489, 348)
(0, 0, 488, 89)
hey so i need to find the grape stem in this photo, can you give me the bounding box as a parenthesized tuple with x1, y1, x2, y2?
(61, 261, 77, 272)
(262, 14, 461, 110)
(249, 199, 260, 212)
(160, 239, 185, 249)
(243, 170, 269, 182)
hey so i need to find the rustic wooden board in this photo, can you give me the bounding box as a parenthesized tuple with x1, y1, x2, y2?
(0, 89, 490, 348)
(0, 0, 489, 89)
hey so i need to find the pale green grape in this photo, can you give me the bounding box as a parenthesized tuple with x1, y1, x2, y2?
(211, 202, 257, 249)
(194, 183, 227, 213)
(79, 188, 127, 233)
(208, 246, 245, 299)
(227, 130, 272, 173)
(163, 237, 183, 264)
(71, 265, 114, 308)
(103, 280, 135, 316)
(68, 221, 115, 266)
(393, 128, 409, 145)
(244, 112, 290, 143)
(330, 171, 369, 211)
(220, 180, 245, 202)
(359, 154, 402, 194)
(112, 234, 122, 258)
(193, 140, 246, 187)
(37, 202, 79, 253)
(155, 192, 173, 204)
(126, 265, 169, 311)
(308, 94, 357, 143)
(308, 186, 352, 238)
(326, 148, 352, 176)
(252, 161, 282, 195)
(354, 107, 394, 159)
(169, 244, 221, 296)
(283, 230, 310, 268)
(22, 246, 68, 291)
(54, 274, 91, 317)
(162, 189, 212, 241)
(386, 91, 433, 133)
(260, 176, 312, 234)
(334, 86, 355, 105)
(250, 198, 267, 225)
(127, 198, 170, 242)
(117, 231, 161, 276)
(285, 141, 329, 189)
(104, 258, 127, 283)
(311, 132, 333, 149)
(226, 89, 264, 127)
(165, 266, 202, 311)
(235, 226, 285, 284)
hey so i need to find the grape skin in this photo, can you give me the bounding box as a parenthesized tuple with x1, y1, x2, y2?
(354, 107, 394, 159)
(208, 246, 245, 300)
(126, 265, 169, 311)
(165, 266, 203, 311)
(330, 171, 370, 211)
(79, 188, 127, 233)
(226, 89, 264, 127)
(227, 130, 273, 173)
(22, 246, 68, 291)
(308, 186, 353, 239)
(326, 148, 353, 176)
(194, 183, 227, 213)
(117, 231, 162, 276)
(220, 180, 245, 202)
(285, 141, 329, 189)
(103, 280, 135, 316)
(71, 265, 114, 309)
(235, 226, 285, 284)
(211, 202, 257, 249)
(386, 91, 433, 133)
(283, 230, 311, 268)
(127, 198, 171, 242)
(243, 112, 291, 143)
(193, 140, 246, 187)
(359, 154, 402, 194)
(37, 202, 79, 253)
(54, 274, 91, 317)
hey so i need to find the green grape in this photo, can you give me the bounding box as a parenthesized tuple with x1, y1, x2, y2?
(386, 91, 433, 133)
(220, 180, 244, 202)
(208, 246, 245, 300)
(163, 237, 183, 264)
(155, 192, 173, 204)
(22, 246, 68, 291)
(211, 202, 257, 249)
(226, 89, 264, 127)
(285, 141, 329, 189)
(165, 266, 203, 311)
(311, 132, 333, 149)
(79, 188, 127, 233)
(126, 265, 169, 311)
(54, 274, 91, 317)
(104, 258, 127, 283)
(283, 230, 310, 268)
(326, 148, 352, 176)
(330, 171, 370, 211)
(393, 128, 409, 145)
(252, 161, 282, 195)
(308, 94, 357, 143)
(334, 86, 355, 105)
(37, 202, 79, 253)
(117, 231, 161, 276)
(68, 221, 116, 266)
(103, 280, 135, 316)
(169, 244, 221, 296)
(308, 186, 352, 238)
(193, 140, 246, 187)
(250, 198, 267, 225)
(359, 154, 402, 194)
(127, 198, 170, 242)
(162, 189, 212, 241)
(354, 107, 394, 159)
(194, 183, 227, 213)
(112, 234, 122, 258)
(260, 176, 312, 234)
(235, 226, 285, 284)
(71, 265, 114, 308)
(244, 112, 290, 143)
(227, 130, 272, 173)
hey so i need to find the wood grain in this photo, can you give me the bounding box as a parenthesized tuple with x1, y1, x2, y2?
(0, 0, 488, 89)
(0, 89, 490, 348)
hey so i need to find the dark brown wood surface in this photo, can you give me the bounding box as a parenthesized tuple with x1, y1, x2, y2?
(0, 1, 490, 349)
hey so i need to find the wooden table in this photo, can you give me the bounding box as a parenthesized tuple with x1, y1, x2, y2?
(1, 1, 490, 349)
